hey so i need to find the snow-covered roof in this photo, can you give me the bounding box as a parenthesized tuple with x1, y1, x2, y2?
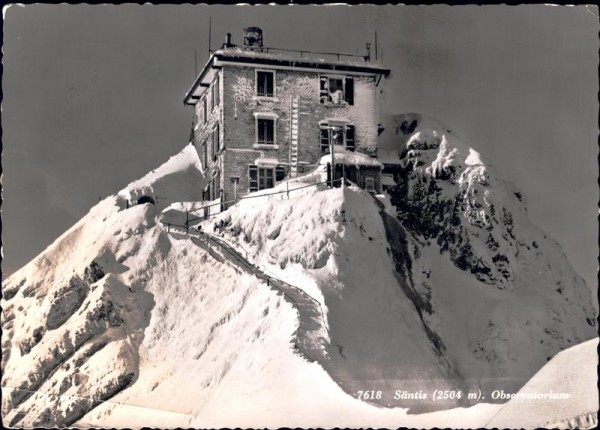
(377, 148, 402, 165)
(320, 147, 383, 169)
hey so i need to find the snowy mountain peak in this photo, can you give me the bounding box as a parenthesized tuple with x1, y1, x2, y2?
(2, 116, 596, 427)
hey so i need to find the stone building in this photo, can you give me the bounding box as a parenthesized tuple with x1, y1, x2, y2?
(184, 27, 390, 208)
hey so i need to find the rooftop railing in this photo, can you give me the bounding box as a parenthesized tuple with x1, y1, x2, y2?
(212, 45, 370, 62)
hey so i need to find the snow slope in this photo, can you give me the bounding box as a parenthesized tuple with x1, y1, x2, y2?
(3, 109, 596, 427)
(487, 337, 599, 429)
(1, 143, 500, 427)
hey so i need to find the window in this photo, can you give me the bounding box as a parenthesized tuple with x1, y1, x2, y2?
(345, 125, 355, 151)
(249, 165, 275, 192)
(320, 123, 356, 152)
(365, 177, 375, 193)
(212, 124, 220, 160)
(214, 77, 220, 108)
(203, 98, 208, 124)
(256, 70, 275, 97)
(213, 171, 221, 200)
(203, 143, 208, 168)
(256, 118, 275, 145)
(320, 76, 354, 105)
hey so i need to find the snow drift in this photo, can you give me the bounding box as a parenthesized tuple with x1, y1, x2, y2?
(2, 110, 596, 427)
(487, 337, 598, 429)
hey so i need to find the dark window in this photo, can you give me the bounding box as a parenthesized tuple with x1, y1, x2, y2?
(257, 71, 275, 97)
(213, 124, 220, 159)
(344, 77, 354, 105)
(214, 78, 220, 107)
(320, 127, 330, 152)
(248, 165, 275, 192)
(203, 98, 207, 123)
(213, 171, 220, 199)
(203, 143, 208, 167)
(257, 118, 275, 145)
(249, 165, 258, 192)
(320, 76, 354, 105)
(319, 77, 329, 104)
(346, 125, 355, 151)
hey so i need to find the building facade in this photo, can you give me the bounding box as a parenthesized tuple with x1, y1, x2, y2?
(184, 28, 390, 207)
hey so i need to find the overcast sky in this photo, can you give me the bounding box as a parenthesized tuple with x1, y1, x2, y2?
(2, 5, 598, 300)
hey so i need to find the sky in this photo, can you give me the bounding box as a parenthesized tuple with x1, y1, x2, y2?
(2, 4, 598, 300)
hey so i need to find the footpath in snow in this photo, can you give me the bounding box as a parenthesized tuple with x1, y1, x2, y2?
(166, 224, 330, 365)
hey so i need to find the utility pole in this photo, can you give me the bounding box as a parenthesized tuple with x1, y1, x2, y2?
(330, 128, 335, 188)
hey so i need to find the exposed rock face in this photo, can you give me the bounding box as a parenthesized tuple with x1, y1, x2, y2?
(379, 113, 596, 400)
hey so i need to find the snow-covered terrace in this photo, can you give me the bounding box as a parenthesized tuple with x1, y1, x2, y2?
(320, 147, 384, 169)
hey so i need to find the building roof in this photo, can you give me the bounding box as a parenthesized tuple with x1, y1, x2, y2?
(319, 147, 384, 169)
(184, 47, 390, 106)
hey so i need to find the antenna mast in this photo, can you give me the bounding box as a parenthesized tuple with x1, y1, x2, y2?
(375, 30, 378, 61)
(208, 17, 212, 55)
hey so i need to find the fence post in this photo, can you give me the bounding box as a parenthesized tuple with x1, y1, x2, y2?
(287, 182, 289, 199)
(185, 211, 189, 235)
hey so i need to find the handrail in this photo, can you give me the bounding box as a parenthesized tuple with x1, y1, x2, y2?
(161, 220, 329, 340)
(206, 233, 330, 340)
(186, 177, 343, 218)
(259, 46, 368, 62)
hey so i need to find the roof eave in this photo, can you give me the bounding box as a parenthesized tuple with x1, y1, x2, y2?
(183, 54, 218, 106)
(214, 53, 391, 76)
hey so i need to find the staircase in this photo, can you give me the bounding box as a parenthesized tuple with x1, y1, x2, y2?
(290, 96, 300, 178)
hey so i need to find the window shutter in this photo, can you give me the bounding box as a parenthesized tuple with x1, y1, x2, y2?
(213, 124, 220, 157)
(320, 127, 330, 152)
(345, 77, 354, 105)
(275, 165, 286, 182)
(257, 119, 265, 144)
(346, 125, 355, 151)
(266, 119, 274, 144)
(266, 72, 274, 97)
(249, 165, 258, 192)
(320, 77, 328, 104)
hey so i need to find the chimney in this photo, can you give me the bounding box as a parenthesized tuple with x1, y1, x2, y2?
(223, 32, 233, 48)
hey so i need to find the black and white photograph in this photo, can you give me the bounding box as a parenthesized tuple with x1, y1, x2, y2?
(1, 3, 598, 428)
